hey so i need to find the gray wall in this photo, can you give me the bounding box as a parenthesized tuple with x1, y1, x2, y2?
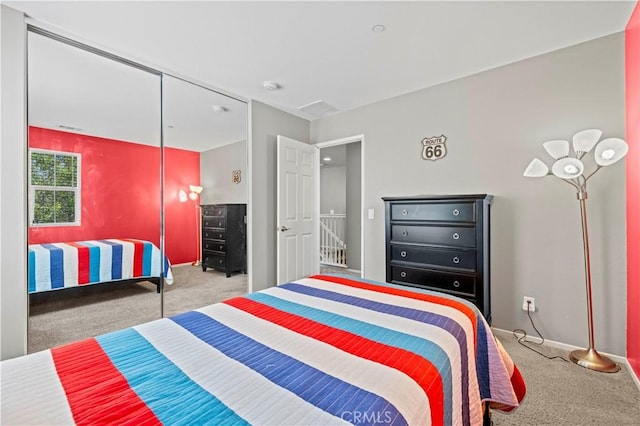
(345, 142, 362, 271)
(249, 100, 310, 292)
(0, 5, 28, 360)
(320, 166, 346, 213)
(311, 33, 627, 356)
(201, 140, 247, 205)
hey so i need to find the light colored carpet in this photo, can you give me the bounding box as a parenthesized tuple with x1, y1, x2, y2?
(28, 270, 640, 424)
(28, 264, 247, 353)
(492, 330, 640, 425)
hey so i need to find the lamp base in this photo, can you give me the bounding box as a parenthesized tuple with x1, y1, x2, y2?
(191, 260, 201, 267)
(569, 348, 621, 373)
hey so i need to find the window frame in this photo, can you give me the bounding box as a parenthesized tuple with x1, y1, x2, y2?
(28, 148, 81, 227)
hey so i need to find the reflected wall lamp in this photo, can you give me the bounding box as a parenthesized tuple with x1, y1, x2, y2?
(523, 128, 627, 373)
(188, 184, 204, 267)
(189, 185, 203, 201)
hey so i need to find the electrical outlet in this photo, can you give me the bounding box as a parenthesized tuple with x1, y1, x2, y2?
(522, 296, 535, 312)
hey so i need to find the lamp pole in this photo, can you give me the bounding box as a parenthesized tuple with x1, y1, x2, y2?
(568, 190, 620, 372)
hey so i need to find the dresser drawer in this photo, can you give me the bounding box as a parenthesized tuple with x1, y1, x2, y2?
(391, 244, 476, 270)
(202, 205, 227, 217)
(203, 229, 225, 241)
(203, 240, 226, 253)
(204, 253, 226, 269)
(391, 202, 475, 222)
(203, 217, 226, 229)
(391, 266, 476, 298)
(391, 224, 476, 247)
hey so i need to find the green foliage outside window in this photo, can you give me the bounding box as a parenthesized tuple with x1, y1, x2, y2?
(30, 151, 79, 225)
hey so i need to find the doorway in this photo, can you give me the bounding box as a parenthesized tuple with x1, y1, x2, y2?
(316, 135, 364, 277)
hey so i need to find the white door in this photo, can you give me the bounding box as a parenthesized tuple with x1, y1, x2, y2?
(277, 135, 319, 284)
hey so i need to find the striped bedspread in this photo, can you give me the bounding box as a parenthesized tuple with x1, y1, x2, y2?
(28, 238, 173, 294)
(1, 275, 525, 425)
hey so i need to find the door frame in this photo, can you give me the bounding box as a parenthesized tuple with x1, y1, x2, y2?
(315, 134, 365, 277)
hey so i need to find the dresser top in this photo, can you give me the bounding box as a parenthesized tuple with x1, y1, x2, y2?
(382, 194, 493, 202)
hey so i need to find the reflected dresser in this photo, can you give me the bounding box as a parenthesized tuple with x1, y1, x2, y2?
(201, 204, 247, 277)
(383, 194, 492, 322)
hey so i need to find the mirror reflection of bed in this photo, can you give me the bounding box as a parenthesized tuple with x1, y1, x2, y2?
(26, 31, 248, 353)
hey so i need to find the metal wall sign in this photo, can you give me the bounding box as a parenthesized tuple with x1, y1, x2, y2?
(232, 169, 241, 184)
(421, 135, 447, 161)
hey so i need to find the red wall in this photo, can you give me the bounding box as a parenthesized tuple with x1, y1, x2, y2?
(626, 2, 640, 379)
(28, 127, 200, 265)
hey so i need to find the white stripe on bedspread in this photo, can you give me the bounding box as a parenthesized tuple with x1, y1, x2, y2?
(136, 319, 350, 426)
(109, 239, 134, 280)
(0, 351, 74, 425)
(57, 243, 79, 288)
(297, 276, 483, 424)
(264, 284, 465, 425)
(198, 302, 431, 425)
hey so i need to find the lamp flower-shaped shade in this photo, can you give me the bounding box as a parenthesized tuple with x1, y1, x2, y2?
(572, 129, 602, 155)
(551, 157, 584, 179)
(523, 158, 549, 177)
(542, 140, 570, 159)
(594, 138, 628, 166)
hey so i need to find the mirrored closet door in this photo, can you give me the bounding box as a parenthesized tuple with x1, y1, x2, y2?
(161, 75, 248, 316)
(27, 30, 163, 352)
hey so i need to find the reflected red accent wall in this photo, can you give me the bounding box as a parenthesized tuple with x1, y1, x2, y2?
(626, 2, 640, 378)
(28, 127, 199, 265)
(164, 147, 201, 265)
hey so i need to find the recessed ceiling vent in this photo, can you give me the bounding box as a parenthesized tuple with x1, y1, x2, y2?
(298, 100, 340, 118)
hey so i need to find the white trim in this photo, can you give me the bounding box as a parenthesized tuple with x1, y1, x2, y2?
(492, 328, 640, 391)
(491, 327, 627, 363)
(315, 134, 365, 277)
(246, 101, 253, 293)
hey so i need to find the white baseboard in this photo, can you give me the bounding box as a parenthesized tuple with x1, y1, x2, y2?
(491, 327, 640, 392)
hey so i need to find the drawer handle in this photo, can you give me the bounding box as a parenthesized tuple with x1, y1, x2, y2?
(453, 232, 460, 240)
(402, 230, 408, 237)
(218, 222, 223, 227)
(400, 271, 407, 278)
(219, 259, 223, 265)
(400, 251, 407, 258)
(401, 209, 408, 215)
(453, 209, 460, 216)
(452, 256, 460, 264)
(453, 280, 461, 288)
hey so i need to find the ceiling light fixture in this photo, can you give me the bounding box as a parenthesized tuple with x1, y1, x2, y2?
(263, 81, 281, 91)
(372, 24, 386, 33)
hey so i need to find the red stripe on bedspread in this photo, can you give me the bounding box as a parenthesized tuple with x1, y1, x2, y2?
(65, 242, 90, 284)
(122, 239, 144, 277)
(225, 297, 445, 426)
(311, 274, 479, 347)
(51, 338, 160, 425)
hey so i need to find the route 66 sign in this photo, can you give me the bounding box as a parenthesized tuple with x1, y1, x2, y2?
(421, 135, 447, 161)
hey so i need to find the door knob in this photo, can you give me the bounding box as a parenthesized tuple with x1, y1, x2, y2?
(279, 225, 291, 232)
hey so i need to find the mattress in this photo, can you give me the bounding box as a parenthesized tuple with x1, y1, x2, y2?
(28, 238, 173, 294)
(1, 274, 525, 425)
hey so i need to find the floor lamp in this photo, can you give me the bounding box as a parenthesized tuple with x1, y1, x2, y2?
(523, 129, 628, 373)
(189, 185, 203, 267)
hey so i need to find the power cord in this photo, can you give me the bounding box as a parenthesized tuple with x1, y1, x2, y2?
(512, 300, 569, 362)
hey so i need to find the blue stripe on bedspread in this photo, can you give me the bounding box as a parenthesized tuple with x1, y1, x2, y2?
(42, 244, 64, 289)
(142, 242, 152, 277)
(280, 281, 471, 424)
(99, 240, 122, 280)
(97, 327, 247, 426)
(171, 310, 407, 426)
(247, 291, 454, 426)
(28, 250, 35, 293)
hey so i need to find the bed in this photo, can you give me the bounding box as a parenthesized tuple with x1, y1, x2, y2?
(28, 238, 173, 294)
(1, 274, 525, 425)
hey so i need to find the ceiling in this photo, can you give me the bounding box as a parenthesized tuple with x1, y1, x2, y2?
(7, 1, 637, 150)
